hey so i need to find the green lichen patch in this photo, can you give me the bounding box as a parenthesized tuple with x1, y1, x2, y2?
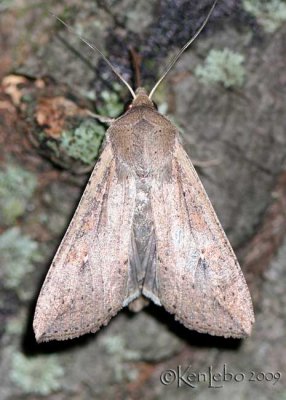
(0, 164, 37, 226)
(10, 352, 64, 395)
(42, 117, 105, 169)
(101, 335, 139, 382)
(5, 312, 26, 337)
(243, 0, 286, 33)
(195, 48, 246, 89)
(0, 227, 42, 297)
(97, 83, 124, 118)
(102, 335, 141, 361)
(58, 119, 105, 165)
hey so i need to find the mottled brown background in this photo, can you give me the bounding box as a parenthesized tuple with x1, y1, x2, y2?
(0, 0, 285, 399)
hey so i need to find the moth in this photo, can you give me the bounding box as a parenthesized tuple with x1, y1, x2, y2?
(33, 0, 255, 342)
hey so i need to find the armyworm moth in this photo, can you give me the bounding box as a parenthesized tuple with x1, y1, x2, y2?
(33, 0, 255, 342)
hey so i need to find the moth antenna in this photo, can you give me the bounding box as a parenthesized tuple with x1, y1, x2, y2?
(50, 12, 136, 99)
(148, 0, 218, 100)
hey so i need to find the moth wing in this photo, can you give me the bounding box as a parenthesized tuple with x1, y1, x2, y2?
(33, 143, 137, 342)
(150, 139, 254, 338)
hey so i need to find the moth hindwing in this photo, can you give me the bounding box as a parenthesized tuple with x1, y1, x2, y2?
(33, 88, 254, 342)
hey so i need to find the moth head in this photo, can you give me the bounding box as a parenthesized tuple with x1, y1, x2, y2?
(130, 87, 155, 109)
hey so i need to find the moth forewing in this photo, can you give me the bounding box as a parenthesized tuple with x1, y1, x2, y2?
(149, 139, 254, 338)
(33, 143, 137, 342)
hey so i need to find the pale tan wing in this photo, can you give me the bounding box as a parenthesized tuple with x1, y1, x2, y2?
(33, 143, 137, 342)
(150, 139, 254, 338)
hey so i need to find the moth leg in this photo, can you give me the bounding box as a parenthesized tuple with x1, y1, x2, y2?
(191, 158, 221, 168)
(86, 110, 115, 125)
(142, 231, 161, 306)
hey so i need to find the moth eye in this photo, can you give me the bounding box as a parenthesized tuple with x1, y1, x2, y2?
(123, 102, 133, 112)
(152, 101, 158, 109)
